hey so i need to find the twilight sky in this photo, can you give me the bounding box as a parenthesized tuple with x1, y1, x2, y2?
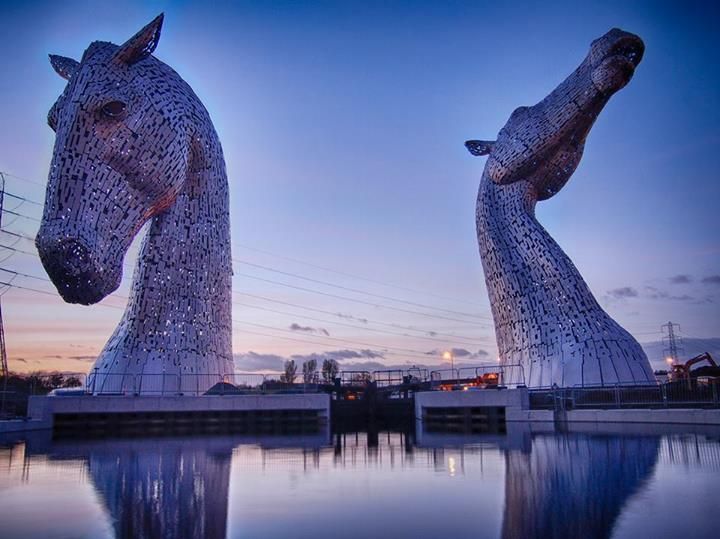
(0, 0, 718, 375)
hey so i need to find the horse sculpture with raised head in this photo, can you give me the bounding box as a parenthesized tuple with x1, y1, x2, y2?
(36, 14, 233, 393)
(466, 29, 655, 388)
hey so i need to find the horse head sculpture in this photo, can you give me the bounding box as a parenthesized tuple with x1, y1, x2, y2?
(467, 28, 644, 200)
(37, 15, 233, 392)
(467, 29, 654, 387)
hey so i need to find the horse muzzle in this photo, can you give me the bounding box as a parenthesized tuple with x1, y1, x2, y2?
(35, 233, 119, 305)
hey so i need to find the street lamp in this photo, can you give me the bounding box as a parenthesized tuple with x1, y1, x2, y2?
(443, 350, 454, 378)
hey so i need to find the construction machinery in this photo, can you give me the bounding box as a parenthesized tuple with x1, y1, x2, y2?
(669, 353, 720, 383)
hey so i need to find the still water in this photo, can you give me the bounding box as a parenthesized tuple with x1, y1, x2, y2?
(0, 423, 719, 539)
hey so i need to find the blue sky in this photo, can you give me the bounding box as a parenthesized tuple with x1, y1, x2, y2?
(0, 0, 718, 373)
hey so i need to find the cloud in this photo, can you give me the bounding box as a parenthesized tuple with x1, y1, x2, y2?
(68, 355, 96, 362)
(670, 274, 692, 284)
(233, 349, 387, 372)
(337, 361, 390, 372)
(702, 275, 720, 285)
(291, 349, 385, 363)
(606, 287, 639, 299)
(644, 286, 694, 301)
(336, 313, 368, 324)
(424, 348, 490, 360)
(234, 352, 286, 372)
(289, 323, 330, 336)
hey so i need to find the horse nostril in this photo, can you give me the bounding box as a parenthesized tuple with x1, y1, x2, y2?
(38, 237, 94, 278)
(58, 239, 92, 276)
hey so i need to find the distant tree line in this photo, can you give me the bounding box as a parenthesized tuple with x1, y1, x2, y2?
(279, 359, 339, 384)
(0, 371, 84, 418)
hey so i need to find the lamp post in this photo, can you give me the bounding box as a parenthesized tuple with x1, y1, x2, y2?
(443, 350, 455, 380)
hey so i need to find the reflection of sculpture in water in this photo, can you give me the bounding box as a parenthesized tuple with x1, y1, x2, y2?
(85, 438, 232, 539)
(36, 14, 233, 393)
(467, 28, 655, 387)
(501, 434, 659, 539)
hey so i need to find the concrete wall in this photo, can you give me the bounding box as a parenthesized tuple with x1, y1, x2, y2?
(28, 393, 331, 427)
(414, 388, 529, 419)
(415, 389, 720, 426)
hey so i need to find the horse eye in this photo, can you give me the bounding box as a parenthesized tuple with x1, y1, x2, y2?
(101, 100, 127, 118)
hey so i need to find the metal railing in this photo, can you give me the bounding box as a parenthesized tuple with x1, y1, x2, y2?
(373, 370, 405, 387)
(429, 364, 526, 389)
(339, 371, 372, 386)
(529, 380, 720, 410)
(83, 371, 327, 396)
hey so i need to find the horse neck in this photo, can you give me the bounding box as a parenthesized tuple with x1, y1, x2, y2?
(127, 136, 232, 333)
(476, 173, 604, 341)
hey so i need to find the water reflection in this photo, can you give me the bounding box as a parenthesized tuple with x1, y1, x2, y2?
(1, 424, 719, 539)
(502, 434, 659, 539)
(86, 438, 232, 539)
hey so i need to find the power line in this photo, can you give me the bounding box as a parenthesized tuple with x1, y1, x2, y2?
(234, 300, 488, 346)
(0, 185, 496, 343)
(0, 263, 491, 348)
(235, 271, 491, 327)
(233, 319, 437, 360)
(0, 217, 490, 328)
(0, 194, 496, 324)
(2, 208, 41, 223)
(234, 241, 487, 308)
(0, 243, 37, 258)
(0, 237, 492, 342)
(2, 192, 43, 207)
(234, 291, 490, 344)
(235, 258, 491, 320)
(0, 271, 483, 358)
(0, 279, 122, 310)
(0, 171, 46, 187)
(0, 178, 488, 311)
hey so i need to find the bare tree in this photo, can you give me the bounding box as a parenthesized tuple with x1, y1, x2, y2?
(302, 359, 317, 384)
(280, 359, 297, 384)
(321, 359, 339, 383)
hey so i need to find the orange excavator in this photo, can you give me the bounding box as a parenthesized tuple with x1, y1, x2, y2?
(669, 353, 720, 383)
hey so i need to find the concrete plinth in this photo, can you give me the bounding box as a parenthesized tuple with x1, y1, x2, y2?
(414, 388, 529, 420)
(28, 393, 331, 432)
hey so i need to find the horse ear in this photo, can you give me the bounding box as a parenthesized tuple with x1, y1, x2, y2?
(465, 140, 496, 156)
(114, 13, 164, 66)
(49, 54, 79, 80)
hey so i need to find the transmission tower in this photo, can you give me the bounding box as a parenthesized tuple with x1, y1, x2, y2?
(661, 321, 683, 365)
(0, 172, 8, 380)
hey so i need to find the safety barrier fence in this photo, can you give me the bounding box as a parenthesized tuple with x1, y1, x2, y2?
(40, 365, 530, 396)
(529, 380, 720, 410)
(84, 371, 332, 396)
(429, 364, 527, 389)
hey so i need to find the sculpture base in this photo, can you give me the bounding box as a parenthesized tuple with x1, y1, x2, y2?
(27, 393, 330, 436)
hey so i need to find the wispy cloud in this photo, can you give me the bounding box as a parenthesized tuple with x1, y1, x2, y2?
(424, 347, 490, 360)
(233, 352, 286, 372)
(68, 355, 96, 362)
(233, 349, 387, 372)
(289, 323, 330, 336)
(670, 274, 692, 284)
(644, 286, 694, 301)
(607, 286, 639, 299)
(291, 349, 385, 362)
(702, 275, 720, 285)
(336, 313, 368, 324)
